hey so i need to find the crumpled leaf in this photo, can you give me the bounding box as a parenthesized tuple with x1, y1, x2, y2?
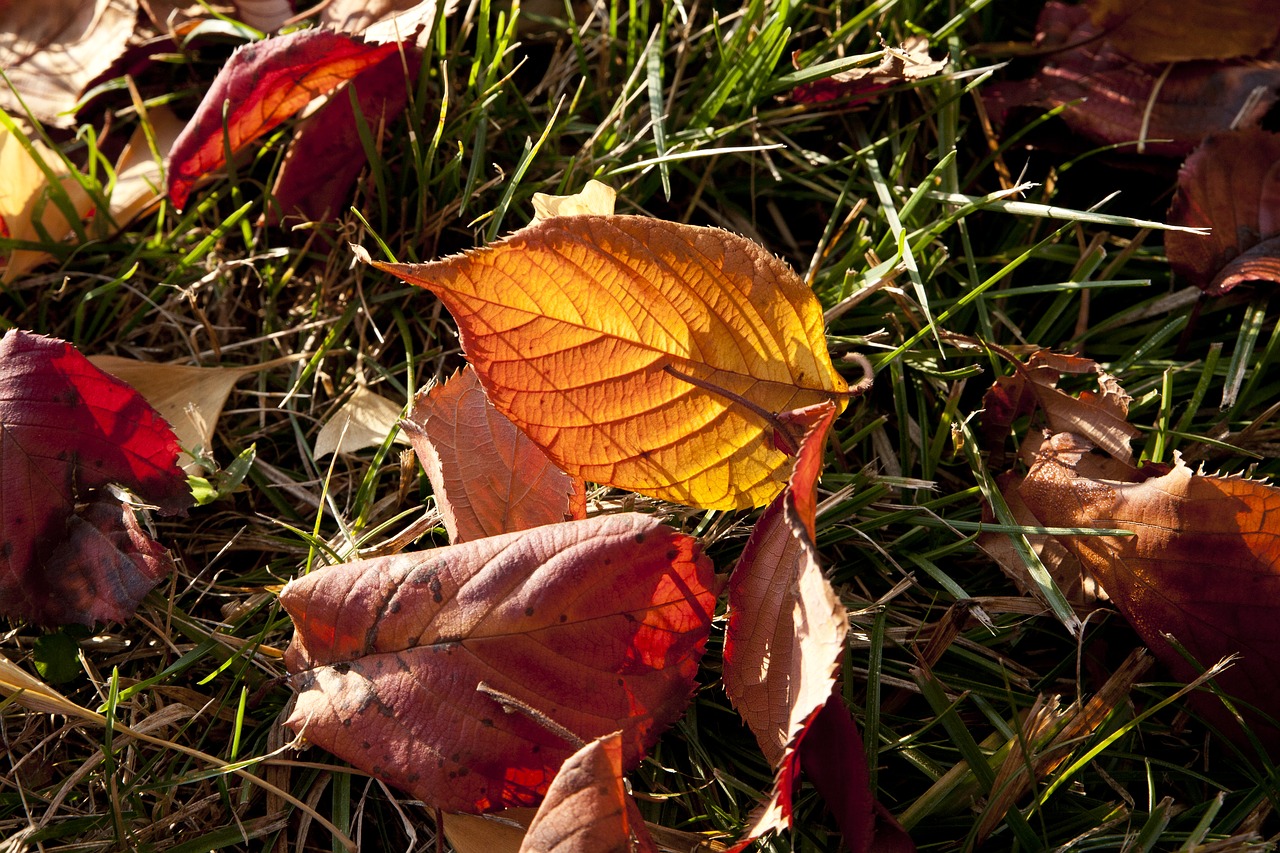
(0, 0, 137, 127)
(365, 215, 850, 510)
(518, 732, 658, 853)
(1018, 431, 1280, 746)
(724, 402, 845, 842)
(267, 46, 419, 224)
(166, 29, 400, 211)
(281, 513, 715, 813)
(1167, 128, 1280, 295)
(531, 180, 616, 222)
(89, 353, 299, 470)
(982, 2, 1280, 158)
(1087, 0, 1280, 63)
(403, 366, 585, 544)
(0, 125, 94, 283)
(312, 383, 407, 458)
(792, 36, 948, 105)
(981, 349, 1139, 465)
(0, 330, 188, 627)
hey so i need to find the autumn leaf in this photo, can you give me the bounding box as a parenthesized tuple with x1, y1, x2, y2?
(982, 2, 1280, 158)
(981, 348, 1139, 465)
(1018, 432, 1280, 746)
(281, 513, 715, 813)
(0, 0, 137, 127)
(1166, 128, 1280, 295)
(403, 366, 585, 544)
(365, 215, 850, 510)
(792, 36, 949, 105)
(166, 30, 400, 211)
(107, 106, 185, 229)
(518, 732, 658, 853)
(312, 383, 408, 459)
(0, 124, 94, 283)
(1087, 0, 1280, 63)
(531, 180, 617, 222)
(0, 330, 189, 626)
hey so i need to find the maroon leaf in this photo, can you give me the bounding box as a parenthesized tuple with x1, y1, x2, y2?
(518, 732, 658, 853)
(1167, 128, 1280, 294)
(281, 513, 715, 813)
(1087, 0, 1280, 63)
(983, 2, 1280, 158)
(266, 46, 420, 224)
(0, 330, 187, 626)
(166, 30, 399, 211)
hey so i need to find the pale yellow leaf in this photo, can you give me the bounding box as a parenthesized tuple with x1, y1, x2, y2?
(531, 180, 616, 222)
(313, 384, 409, 458)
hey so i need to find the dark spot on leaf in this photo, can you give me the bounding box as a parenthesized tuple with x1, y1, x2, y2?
(361, 741, 370, 749)
(524, 606, 534, 617)
(480, 718, 494, 727)
(342, 718, 352, 727)
(634, 532, 646, 543)
(617, 678, 625, 686)
(666, 548, 679, 561)
(407, 772, 420, 783)
(389, 600, 401, 614)
(430, 576, 443, 603)
(333, 662, 351, 675)
(559, 614, 567, 623)
(0, 542, 10, 558)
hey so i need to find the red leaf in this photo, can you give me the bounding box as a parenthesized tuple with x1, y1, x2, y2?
(0, 330, 187, 626)
(266, 46, 420, 224)
(518, 732, 658, 853)
(983, 2, 1280, 158)
(723, 402, 847, 843)
(166, 30, 400, 211)
(1167, 128, 1280, 294)
(402, 366, 585, 544)
(281, 513, 715, 813)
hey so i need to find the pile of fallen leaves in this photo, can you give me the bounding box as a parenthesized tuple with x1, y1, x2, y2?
(4, 0, 1280, 851)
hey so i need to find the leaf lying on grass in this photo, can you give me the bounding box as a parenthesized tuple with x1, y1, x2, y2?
(365, 215, 850, 510)
(0, 124, 94, 283)
(1087, 0, 1280, 62)
(281, 513, 715, 813)
(791, 36, 948, 105)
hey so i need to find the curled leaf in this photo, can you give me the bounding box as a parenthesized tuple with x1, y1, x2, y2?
(403, 366, 585, 544)
(792, 36, 948, 105)
(281, 513, 715, 813)
(1167, 128, 1280, 295)
(367, 215, 849, 510)
(531, 180, 617, 222)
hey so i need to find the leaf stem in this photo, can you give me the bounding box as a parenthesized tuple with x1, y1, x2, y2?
(476, 681, 584, 748)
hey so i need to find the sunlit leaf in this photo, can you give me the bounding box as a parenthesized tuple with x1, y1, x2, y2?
(312, 383, 407, 459)
(792, 36, 948, 105)
(366, 215, 850, 510)
(0, 125, 93, 283)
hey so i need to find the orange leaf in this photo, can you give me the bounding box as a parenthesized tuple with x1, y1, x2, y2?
(166, 30, 399, 211)
(518, 732, 658, 853)
(723, 402, 846, 841)
(281, 513, 715, 813)
(367, 215, 850, 510)
(403, 366, 585, 543)
(1018, 432, 1280, 746)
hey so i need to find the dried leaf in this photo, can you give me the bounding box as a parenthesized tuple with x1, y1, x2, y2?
(518, 732, 658, 853)
(366, 215, 850, 510)
(108, 106, 185, 228)
(230, 0, 293, 31)
(983, 2, 1280, 158)
(531, 180, 617, 222)
(1088, 0, 1280, 63)
(443, 810, 534, 853)
(166, 30, 400, 211)
(723, 402, 847, 842)
(281, 513, 715, 813)
(403, 366, 585, 544)
(340, 0, 458, 45)
(1018, 432, 1280, 745)
(981, 349, 1139, 465)
(0, 0, 137, 127)
(1167, 128, 1280, 295)
(0, 126, 94, 283)
(0, 331, 188, 627)
(792, 36, 948, 104)
(313, 384, 407, 458)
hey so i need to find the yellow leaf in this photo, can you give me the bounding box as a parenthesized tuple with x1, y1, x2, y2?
(109, 106, 185, 229)
(368, 215, 849, 509)
(531, 179, 616, 221)
(0, 126, 93, 283)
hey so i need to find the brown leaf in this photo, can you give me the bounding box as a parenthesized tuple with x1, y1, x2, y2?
(402, 366, 585, 544)
(0, 0, 137, 127)
(166, 30, 399, 211)
(792, 36, 948, 105)
(108, 106, 185, 229)
(982, 2, 1280, 158)
(723, 402, 847, 841)
(1088, 0, 1280, 63)
(1167, 128, 1280, 295)
(518, 732, 658, 853)
(1018, 432, 1280, 746)
(443, 810, 534, 853)
(281, 513, 715, 813)
(0, 125, 94, 283)
(981, 349, 1139, 465)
